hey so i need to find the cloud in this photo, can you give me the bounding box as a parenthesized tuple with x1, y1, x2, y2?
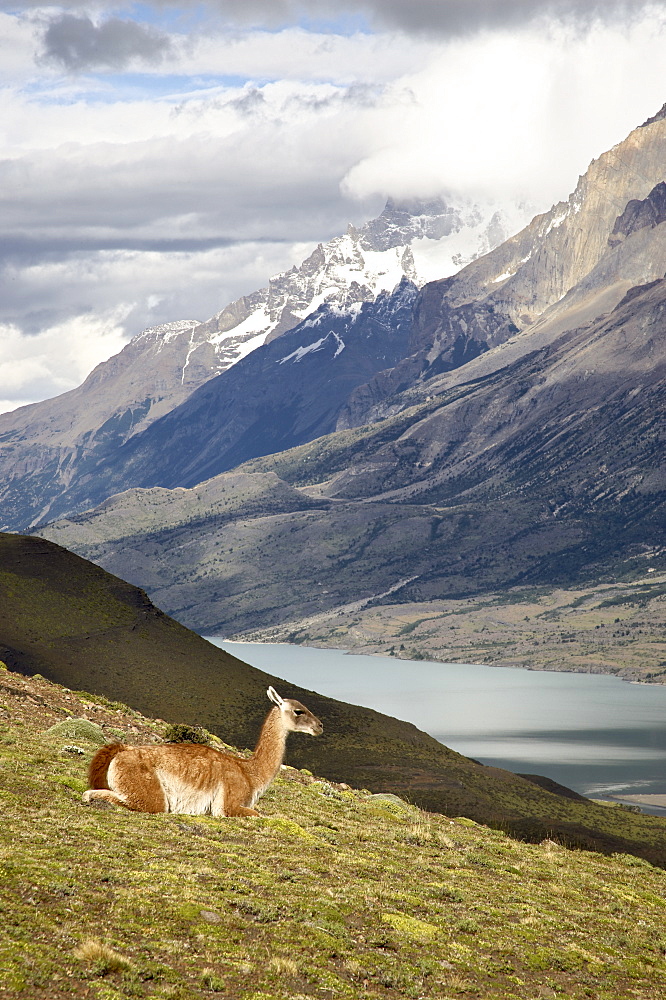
(0, 240, 317, 413)
(131, 0, 666, 36)
(0, 312, 131, 414)
(336, 0, 662, 36)
(0, 72, 389, 252)
(227, 87, 267, 117)
(341, 15, 666, 205)
(7, 0, 662, 36)
(2, 2, 666, 415)
(0, 12, 40, 79)
(40, 14, 172, 72)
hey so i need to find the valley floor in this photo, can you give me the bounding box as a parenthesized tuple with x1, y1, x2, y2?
(237, 573, 666, 684)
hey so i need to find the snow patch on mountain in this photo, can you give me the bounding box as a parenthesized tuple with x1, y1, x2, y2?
(278, 336, 329, 365)
(130, 196, 535, 383)
(134, 320, 200, 347)
(278, 330, 346, 365)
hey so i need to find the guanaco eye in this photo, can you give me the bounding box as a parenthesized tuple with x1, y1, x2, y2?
(294, 709, 304, 716)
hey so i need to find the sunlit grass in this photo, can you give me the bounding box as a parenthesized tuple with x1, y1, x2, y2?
(2, 669, 666, 999)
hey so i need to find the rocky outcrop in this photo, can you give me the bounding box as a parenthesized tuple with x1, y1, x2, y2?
(609, 181, 666, 245)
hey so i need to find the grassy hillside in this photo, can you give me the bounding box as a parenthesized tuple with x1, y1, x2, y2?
(3, 531, 666, 865)
(2, 666, 666, 1000)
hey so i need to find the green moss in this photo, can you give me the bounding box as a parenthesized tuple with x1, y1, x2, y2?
(366, 793, 413, 812)
(259, 816, 319, 841)
(382, 912, 439, 941)
(45, 717, 108, 745)
(54, 775, 88, 794)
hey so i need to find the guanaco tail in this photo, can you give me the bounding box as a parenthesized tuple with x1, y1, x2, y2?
(82, 687, 323, 816)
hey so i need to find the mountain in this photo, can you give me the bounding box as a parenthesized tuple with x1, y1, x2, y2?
(31, 279, 420, 520)
(197, 196, 527, 349)
(40, 272, 666, 656)
(341, 116, 666, 427)
(0, 197, 522, 532)
(4, 530, 666, 866)
(36, 109, 666, 655)
(35, 111, 666, 512)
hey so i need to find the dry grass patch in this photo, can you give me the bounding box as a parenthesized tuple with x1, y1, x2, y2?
(73, 938, 132, 974)
(269, 955, 299, 976)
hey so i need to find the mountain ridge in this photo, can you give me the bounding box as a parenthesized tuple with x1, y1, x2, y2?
(21, 116, 666, 531)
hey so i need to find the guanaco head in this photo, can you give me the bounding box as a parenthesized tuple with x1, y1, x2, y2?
(267, 686, 323, 736)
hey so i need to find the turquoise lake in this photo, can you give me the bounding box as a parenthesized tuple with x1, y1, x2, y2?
(206, 639, 666, 815)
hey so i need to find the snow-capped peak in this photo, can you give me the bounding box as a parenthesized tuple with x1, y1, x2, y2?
(130, 196, 534, 384)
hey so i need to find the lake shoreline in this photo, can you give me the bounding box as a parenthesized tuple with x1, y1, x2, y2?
(612, 794, 666, 808)
(224, 572, 666, 685)
(219, 634, 661, 686)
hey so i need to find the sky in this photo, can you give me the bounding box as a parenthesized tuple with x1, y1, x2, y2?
(1, 0, 666, 414)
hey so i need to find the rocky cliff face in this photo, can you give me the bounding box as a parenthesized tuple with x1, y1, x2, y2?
(400, 121, 659, 368)
(338, 117, 666, 429)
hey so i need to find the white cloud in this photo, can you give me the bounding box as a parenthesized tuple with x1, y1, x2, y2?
(0, 240, 317, 412)
(176, 27, 432, 83)
(0, 12, 40, 80)
(0, 312, 130, 414)
(342, 16, 666, 207)
(1, 4, 665, 415)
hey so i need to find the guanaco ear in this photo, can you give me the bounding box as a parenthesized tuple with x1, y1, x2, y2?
(267, 686, 284, 707)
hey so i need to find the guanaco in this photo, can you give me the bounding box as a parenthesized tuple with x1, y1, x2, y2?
(82, 687, 323, 816)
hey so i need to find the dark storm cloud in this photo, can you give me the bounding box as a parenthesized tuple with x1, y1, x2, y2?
(349, 0, 654, 35)
(175, 0, 663, 36)
(9, 0, 660, 35)
(40, 15, 172, 72)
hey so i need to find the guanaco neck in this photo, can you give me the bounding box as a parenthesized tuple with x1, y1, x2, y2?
(243, 707, 288, 788)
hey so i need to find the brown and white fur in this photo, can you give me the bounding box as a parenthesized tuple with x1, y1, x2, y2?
(82, 687, 323, 817)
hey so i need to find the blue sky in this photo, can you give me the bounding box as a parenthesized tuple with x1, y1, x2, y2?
(1, 0, 666, 412)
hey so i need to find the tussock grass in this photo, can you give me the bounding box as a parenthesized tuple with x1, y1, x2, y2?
(73, 938, 132, 974)
(45, 717, 108, 745)
(269, 955, 299, 976)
